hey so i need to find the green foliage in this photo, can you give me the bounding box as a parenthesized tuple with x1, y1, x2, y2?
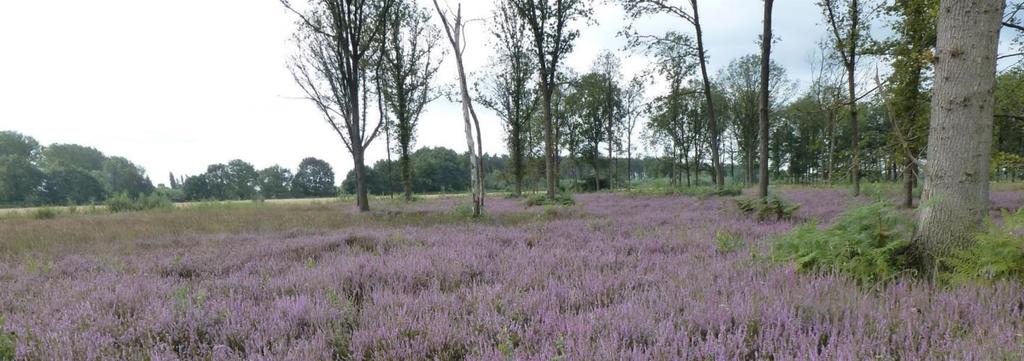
(41, 144, 106, 171)
(524, 193, 575, 207)
(31, 207, 58, 220)
(101, 156, 154, 198)
(772, 202, 915, 285)
(0, 131, 41, 161)
(41, 167, 107, 205)
(715, 230, 744, 254)
(0, 315, 15, 361)
(293, 157, 336, 198)
(106, 193, 173, 213)
(736, 194, 800, 221)
(258, 165, 293, 199)
(944, 209, 1024, 285)
(0, 155, 44, 205)
(679, 185, 743, 198)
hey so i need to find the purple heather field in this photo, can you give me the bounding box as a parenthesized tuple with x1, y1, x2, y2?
(2, 189, 1024, 360)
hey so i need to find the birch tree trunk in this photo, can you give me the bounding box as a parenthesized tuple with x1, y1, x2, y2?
(914, 0, 1003, 271)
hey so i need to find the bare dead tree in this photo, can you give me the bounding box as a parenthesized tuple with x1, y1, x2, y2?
(432, 0, 485, 217)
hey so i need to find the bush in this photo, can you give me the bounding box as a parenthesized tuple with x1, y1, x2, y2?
(0, 315, 14, 361)
(772, 202, 915, 285)
(524, 193, 575, 207)
(679, 185, 743, 198)
(31, 207, 58, 220)
(736, 194, 800, 221)
(944, 209, 1024, 285)
(715, 231, 744, 254)
(106, 193, 174, 213)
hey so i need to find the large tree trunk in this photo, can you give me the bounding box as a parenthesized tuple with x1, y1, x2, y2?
(401, 146, 412, 201)
(914, 0, 1003, 272)
(543, 87, 557, 199)
(353, 148, 370, 212)
(691, 0, 723, 189)
(758, 0, 773, 199)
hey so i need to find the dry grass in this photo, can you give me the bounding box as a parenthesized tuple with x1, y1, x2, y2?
(0, 197, 542, 259)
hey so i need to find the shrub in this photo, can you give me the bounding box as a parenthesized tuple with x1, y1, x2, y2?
(30, 207, 58, 220)
(106, 193, 174, 213)
(524, 193, 575, 207)
(679, 185, 743, 198)
(0, 315, 14, 361)
(944, 209, 1024, 285)
(715, 231, 744, 254)
(772, 202, 915, 285)
(736, 194, 800, 221)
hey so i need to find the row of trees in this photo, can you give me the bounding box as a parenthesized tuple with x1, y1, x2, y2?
(0, 131, 154, 206)
(176, 157, 336, 201)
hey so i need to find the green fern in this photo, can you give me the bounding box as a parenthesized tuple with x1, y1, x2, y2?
(772, 202, 915, 285)
(944, 209, 1024, 285)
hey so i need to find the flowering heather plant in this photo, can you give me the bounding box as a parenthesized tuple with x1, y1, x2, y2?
(0, 189, 1021, 360)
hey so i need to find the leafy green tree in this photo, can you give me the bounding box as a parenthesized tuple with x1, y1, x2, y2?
(292, 157, 336, 197)
(41, 167, 106, 204)
(182, 174, 212, 201)
(510, 0, 592, 199)
(411, 147, 470, 193)
(565, 72, 617, 191)
(41, 144, 106, 172)
(380, 0, 441, 202)
(258, 165, 294, 199)
(0, 131, 41, 161)
(101, 156, 154, 197)
(225, 159, 258, 200)
(883, 0, 937, 207)
(0, 156, 44, 204)
(202, 163, 232, 200)
(478, 0, 537, 197)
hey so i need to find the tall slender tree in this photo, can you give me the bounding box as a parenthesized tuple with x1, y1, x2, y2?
(757, 0, 774, 199)
(510, 0, 592, 199)
(621, 76, 646, 189)
(819, 0, 872, 196)
(914, 0, 1004, 272)
(883, 0, 937, 208)
(478, 0, 538, 197)
(621, 0, 724, 189)
(281, 0, 394, 212)
(594, 51, 623, 190)
(379, 0, 442, 201)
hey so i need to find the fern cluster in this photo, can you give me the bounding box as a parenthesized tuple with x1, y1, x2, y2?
(737, 195, 801, 221)
(524, 193, 575, 207)
(944, 209, 1024, 285)
(772, 202, 915, 285)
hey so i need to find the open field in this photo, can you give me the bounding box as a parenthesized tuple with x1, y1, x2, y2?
(2, 188, 1024, 360)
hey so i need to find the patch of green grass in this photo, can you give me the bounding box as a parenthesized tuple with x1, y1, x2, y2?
(30, 207, 58, 220)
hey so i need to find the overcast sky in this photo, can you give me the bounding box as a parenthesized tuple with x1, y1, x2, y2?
(0, 1, 1015, 185)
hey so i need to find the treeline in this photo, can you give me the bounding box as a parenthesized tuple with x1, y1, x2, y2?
(170, 157, 337, 202)
(0, 131, 155, 207)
